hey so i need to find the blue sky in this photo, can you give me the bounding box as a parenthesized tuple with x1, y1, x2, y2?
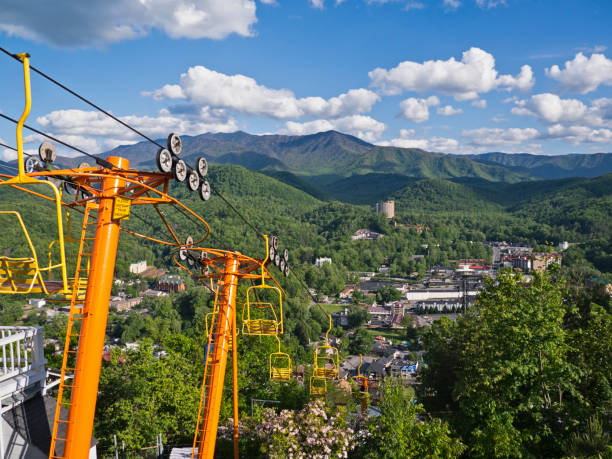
(1, 0, 612, 160)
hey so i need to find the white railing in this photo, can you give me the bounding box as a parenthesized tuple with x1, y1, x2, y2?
(0, 326, 44, 383)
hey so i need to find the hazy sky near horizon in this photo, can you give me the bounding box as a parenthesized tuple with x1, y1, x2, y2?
(1, 0, 612, 159)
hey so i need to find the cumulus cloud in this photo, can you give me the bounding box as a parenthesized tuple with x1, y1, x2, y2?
(280, 115, 386, 142)
(378, 128, 459, 152)
(33, 108, 237, 154)
(544, 124, 612, 145)
(398, 96, 439, 122)
(147, 65, 380, 119)
(369, 47, 534, 100)
(310, 0, 325, 8)
(512, 94, 612, 128)
(462, 127, 539, 146)
(546, 52, 612, 94)
(471, 99, 487, 108)
(511, 93, 587, 124)
(437, 105, 463, 116)
(0, 0, 257, 47)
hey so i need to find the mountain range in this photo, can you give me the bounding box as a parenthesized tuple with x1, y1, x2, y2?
(6, 130, 612, 204)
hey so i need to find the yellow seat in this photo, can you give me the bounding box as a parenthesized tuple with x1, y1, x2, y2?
(310, 376, 327, 396)
(242, 235, 283, 336)
(269, 336, 292, 382)
(312, 314, 340, 381)
(0, 210, 67, 295)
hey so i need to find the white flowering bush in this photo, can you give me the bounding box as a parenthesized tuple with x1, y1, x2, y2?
(218, 399, 356, 458)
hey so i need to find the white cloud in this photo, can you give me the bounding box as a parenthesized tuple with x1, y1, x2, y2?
(0, 0, 257, 47)
(281, 115, 386, 142)
(544, 124, 612, 145)
(33, 108, 238, 154)
(398, 96, 439, 122)
(369, 47, 534, 100)
(437, 105, 463, 116)
(492, 115, 507, 123)
(471, 99, 487, 108)
(511, 93, 587, 124)
(462, 127, 539, 146)
(476, 0, 506, 8)
(310, 0, 325, 8)
(404, 1, 426, 10)
(148, 65, 380, 119)
(546, 52, 612, 94)
(512, 94, 612, 128)
(443, 0, 461, 10)
(379, 128, 458, 152)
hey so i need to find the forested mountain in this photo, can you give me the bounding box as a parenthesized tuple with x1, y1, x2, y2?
(50, 130, 525, 181)
(467, 151, 612, 179)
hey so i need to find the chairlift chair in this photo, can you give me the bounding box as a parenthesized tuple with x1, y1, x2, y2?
(309, 376, 327, 396)
(312, 314, 339, 380)
(242, 235, 283, 336)
(269, 336, 292, 382)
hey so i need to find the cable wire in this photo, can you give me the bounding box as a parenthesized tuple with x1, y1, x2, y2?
(0, 112, 113, 169)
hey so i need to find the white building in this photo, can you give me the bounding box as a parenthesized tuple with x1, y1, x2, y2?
(28, 298, 46, 308)
(315, 257, 332, 267)
(129, 260, 147, 274)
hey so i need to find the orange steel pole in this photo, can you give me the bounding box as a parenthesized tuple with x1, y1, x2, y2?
(63, 156, 128, 458)
(198, 256, 240, 459)
(232, 303, 239, 459)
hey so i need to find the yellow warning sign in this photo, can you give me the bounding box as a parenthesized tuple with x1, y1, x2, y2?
(113, 196, 131, 220)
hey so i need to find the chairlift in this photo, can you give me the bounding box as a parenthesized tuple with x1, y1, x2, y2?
(309, 376, 327, 396)
(269, 335, 292, 382)
(242, 235, 283, 336)
(312, 314, 339, 380)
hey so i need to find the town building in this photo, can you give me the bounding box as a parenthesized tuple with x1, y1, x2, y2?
(155, 274, 186, 292)
(129, 260, 147, 274)
(351, 229, 384, 241)
(314, 257, 332, 267)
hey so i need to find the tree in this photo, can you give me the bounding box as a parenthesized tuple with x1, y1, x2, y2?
(349, 327, 374, 354)
(357, 379, 465, 458)
(95, 341, 201, 455)
(376, 285, 402, 304)
(347, 305, 370, 328)
(421, 270, 585, 458)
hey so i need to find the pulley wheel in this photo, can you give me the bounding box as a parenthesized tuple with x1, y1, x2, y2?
(269, 244, 276, 261)
(157, 148, 173, 173)
(199, 180, 211, 201)
(173, 159, 187, 182)
(187, 170, 200, 191)
(274, 253, 281, 266)
(279, 258, 286, 272)
(196, 157, 208, 178)
(64, 181, 78, 195)
(271, 235, 279, 250)
(25, 157, 41, 173)
(78, 162, 90, 169)
(283, 249, 289, 262)
(283, 264, 290, 277)
(38, 141, 56, 163)
(167, 133, 182, 156)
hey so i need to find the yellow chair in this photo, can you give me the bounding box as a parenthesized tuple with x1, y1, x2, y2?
(269, 336, 292, 382)
(313, 314, 340, 380)
(242, 235, 283, 336)
(0, 210, 67, 295)
(309, 376, 327, 396)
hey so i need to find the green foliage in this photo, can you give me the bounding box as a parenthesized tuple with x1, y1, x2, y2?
(95, 341, 202, 454)
(348, 327, 374, 355)
(357, 379, 465, 459)
(376, 285, 402, 303)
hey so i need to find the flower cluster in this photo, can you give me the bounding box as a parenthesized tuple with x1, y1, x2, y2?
(219, 399, 357, 458)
